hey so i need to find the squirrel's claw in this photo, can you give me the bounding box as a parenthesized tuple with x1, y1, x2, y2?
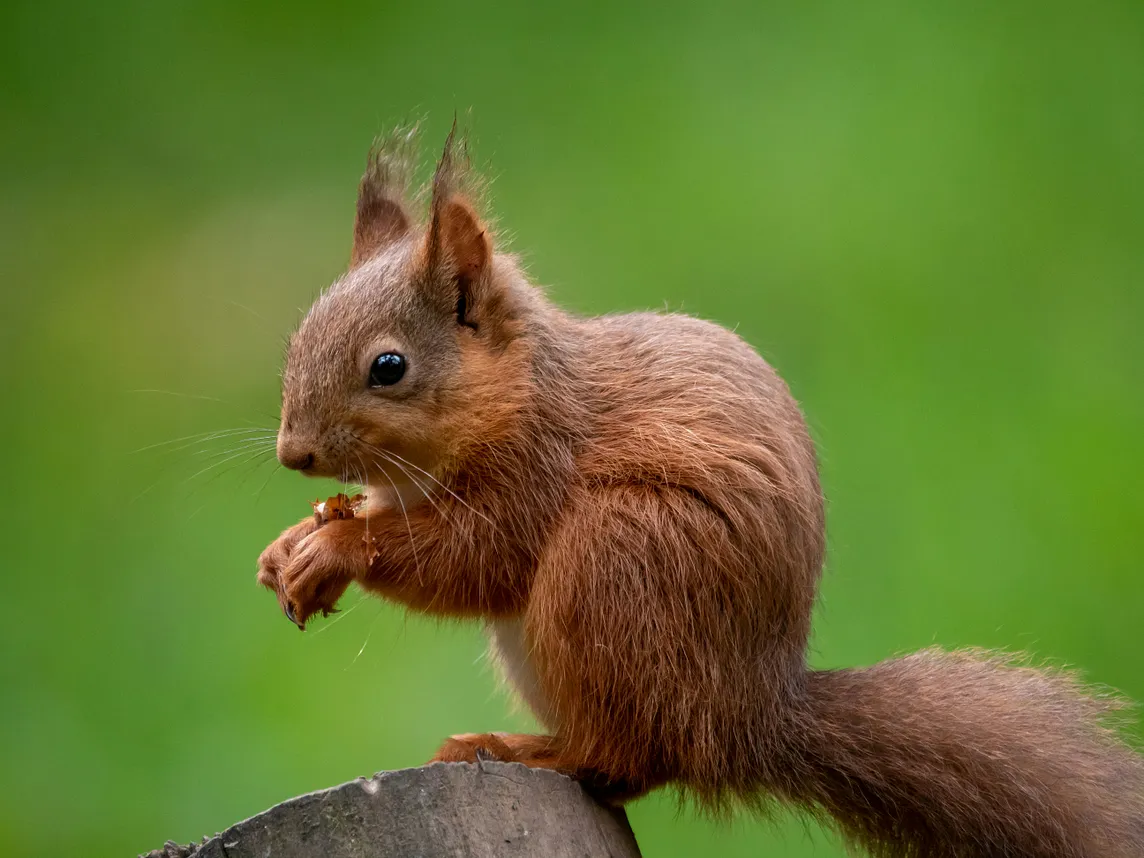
(283, 601, 304, 630)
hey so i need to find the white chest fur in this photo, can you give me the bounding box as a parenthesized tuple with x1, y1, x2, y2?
(486, 619, 557, 730)
(365, 476, 428, 513)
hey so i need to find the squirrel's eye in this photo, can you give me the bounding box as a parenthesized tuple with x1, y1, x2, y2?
(369, 352, 406, 387)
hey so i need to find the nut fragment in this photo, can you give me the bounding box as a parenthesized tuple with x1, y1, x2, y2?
(311, 492, 365, 525)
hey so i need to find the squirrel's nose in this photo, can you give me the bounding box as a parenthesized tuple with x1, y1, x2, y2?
(278, 443, 315, 472)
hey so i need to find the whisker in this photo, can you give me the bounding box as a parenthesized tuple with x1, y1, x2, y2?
(180, 445, 276, 485)
(128, 436, 274, 507)
(222, 299, 280, 341)
(367, 449, 452, 521)
(128, 479, 162, 508)
(374, 457, 424, 588)
(189, 449, 276, 496)
(348, 437, 431, 504)
(127, 389, 281, 425)
(361, 450, 464, 616)
(371, 445, 492, 524)
(347, 599, 397, 669)
(182, 437, 278, 468)
(127, 388, 225, 403)
(354, 437, 488, 524)
(349, 610, 383, 665)
(132, 427, 274, 455)
(353, 453, 372, 547)
(310, 594, 365, 635)
(253, 464, 282, 504)
(346, 455, 388, 668)
(351, 452, 378, 647)
(237, 453, 279, 491)
(192, 436, 278, 456)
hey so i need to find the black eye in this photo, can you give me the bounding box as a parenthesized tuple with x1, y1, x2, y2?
(369, 352, 406, 387)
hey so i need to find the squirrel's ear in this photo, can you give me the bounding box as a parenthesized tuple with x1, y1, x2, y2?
(423, 127, 491, 329)
(351, 127, 417, 268)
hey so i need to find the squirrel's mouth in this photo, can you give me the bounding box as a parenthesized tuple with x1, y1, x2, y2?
(284, 456, 353, 483)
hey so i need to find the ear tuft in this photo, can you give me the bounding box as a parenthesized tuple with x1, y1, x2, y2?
(424, 122, 493, 324)
(351, 125, 418, 268)
(438, 195, 489, 287)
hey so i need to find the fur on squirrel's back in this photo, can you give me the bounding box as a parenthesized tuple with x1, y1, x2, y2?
(576, 311, 806, 422)
(568, 311, 822, 503)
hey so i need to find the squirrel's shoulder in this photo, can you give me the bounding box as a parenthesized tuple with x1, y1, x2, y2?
(552, 311, 815, 490)
(579, 310, 733, 342)
(555, 310, 800, 428)
(574, 311, 781, 387)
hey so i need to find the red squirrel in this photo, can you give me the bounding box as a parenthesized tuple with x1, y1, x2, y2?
(257, 126, 1144, 857)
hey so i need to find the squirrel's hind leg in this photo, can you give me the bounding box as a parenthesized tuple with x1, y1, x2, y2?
(428, 732, 653, 804)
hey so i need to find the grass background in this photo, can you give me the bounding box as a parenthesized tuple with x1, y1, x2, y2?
(2, 1, 1142, 855)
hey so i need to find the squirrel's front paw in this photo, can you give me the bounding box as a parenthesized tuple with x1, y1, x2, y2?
(276, 520, 365, 629)
(257, 517, 322, 623)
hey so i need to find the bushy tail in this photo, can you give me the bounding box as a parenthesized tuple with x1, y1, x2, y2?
(776, 649, 1144, 857)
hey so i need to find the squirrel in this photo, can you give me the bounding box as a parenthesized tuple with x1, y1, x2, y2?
(256, 125, 1144, 857)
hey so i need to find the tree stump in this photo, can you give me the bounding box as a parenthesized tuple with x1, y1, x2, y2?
(142, 761, 642, 858)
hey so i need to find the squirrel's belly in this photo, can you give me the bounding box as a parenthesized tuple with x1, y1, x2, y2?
(486, 619, 558, 729)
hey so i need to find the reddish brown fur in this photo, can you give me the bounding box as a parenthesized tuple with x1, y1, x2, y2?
(257, 127, 1144, 857)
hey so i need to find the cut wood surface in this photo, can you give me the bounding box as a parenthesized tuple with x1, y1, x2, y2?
(142, 761, 642, 858)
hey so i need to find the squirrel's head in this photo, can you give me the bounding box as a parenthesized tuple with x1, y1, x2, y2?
(276, 126, 531, 490)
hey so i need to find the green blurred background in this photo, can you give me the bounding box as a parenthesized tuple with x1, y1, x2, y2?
(2, 1, 1143, 855)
